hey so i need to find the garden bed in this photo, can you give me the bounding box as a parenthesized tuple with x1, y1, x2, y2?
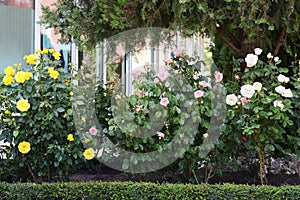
(69, 165, 300, 186)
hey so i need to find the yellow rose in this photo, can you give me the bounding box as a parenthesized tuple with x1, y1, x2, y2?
(41, 49, 49, 55)
(84, 137, 91, 143)
(25, 72, 33, 80)
(18, 141, 31, 154)
(4, 110, 11, 115)
(83, 148, 95, 160)
(67, 134, 74, 141)
(52, 52, 61, 60)
(3, 75, 14, 85)
(48, 67, 54, 73)
(17, 99, 30, 112)
(15, 71, 27, 83)
(49, 70, 59, 79)
(25, 54, 37, 65)
(4, 66, 15, 76)
(49, 49, 54, 54)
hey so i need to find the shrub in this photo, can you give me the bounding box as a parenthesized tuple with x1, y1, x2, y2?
(0, 49, 85, 183)
(224, 49, 297, 184)
(0, 181, 299, 200)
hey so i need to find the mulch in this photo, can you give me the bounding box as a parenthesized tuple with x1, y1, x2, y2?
(69, 165, 300, 186)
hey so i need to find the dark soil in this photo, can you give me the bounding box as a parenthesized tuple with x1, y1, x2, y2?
(69, 165, 300, 186)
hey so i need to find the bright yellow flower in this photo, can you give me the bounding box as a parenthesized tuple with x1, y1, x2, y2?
(67, 134, 74, 141)
(49, 49, 54, 54)
(4, 66, 15, 76)
(13, 63, 18, 67)
(25, 72, 33, 80)
(35, 49, 40, 53)
(83, 148, 95, 160)
(4, 110, 11, 115)
(17, 99, 30, 112)
(41, 49, 49, 55)
(18, 141, 31, 154)
(3, 75, 14, 85)
(69, 91, 73, 96)
(84, 137, 91, 143)
(48, 67, 54, 73)
(49, 70, 59, 79)
(52, 52, 61, 60)
(15, 71, 27, 83)
(25, 54, 38, 65)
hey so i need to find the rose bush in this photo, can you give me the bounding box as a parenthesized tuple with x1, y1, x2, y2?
(90, 50, 227, 180)
(0, 49, 85, 183)
(224, 48, 296, 184)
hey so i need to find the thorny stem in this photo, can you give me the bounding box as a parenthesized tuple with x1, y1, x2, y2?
(27, 164, 38, 183)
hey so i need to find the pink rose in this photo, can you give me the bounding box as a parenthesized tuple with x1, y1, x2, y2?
(165, 81, 170, 87)
(157, 72, 169, 81)
(215, 71, 223, 82)
(157, 132, 165, 139)
(133, 69, 142, 76)
(154, 78, 160, 83)
(164, 58, 172, 65)
(173, 49, 183, 57)
(241, 97, 249, 105)
(235, 75, 240, 80)
(160, 97, 169, 106)
(89, 127, 97, 135)
(199, 81, 208, 87)
(194, 90, 204, 98)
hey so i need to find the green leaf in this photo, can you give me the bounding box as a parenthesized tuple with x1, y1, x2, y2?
(57, 107, 65, 112)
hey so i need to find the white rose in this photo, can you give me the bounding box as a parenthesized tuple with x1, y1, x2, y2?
(253, 82, 262, 91)
(275, 86, 286, 94)
(226, 94, 238, 106)
(254, 48, 263, 55)
(274, 100, 284, 110)
(267, 53, 273, 59)
(240, 84, 255, 98)
(277, 74, 287, 83)
(284, 77, 290, 83)
(274, 56, 279, 62)
(281, 88, 293, 98)
(245, 54, 258, 68)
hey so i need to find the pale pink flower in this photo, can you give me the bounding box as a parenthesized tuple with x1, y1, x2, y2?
(235, 75, 240, 80)
(199, 81, 208, 87)
(164, 58, 173, 64)
(157, 132, 165, 139)
(89, 127, 97, 136)
(203, 133, 209, 138)
(160, 97, 169, 106)
(215, 71, 223, 82)
(240, 97, 249, 105)
(154, 78, 160, 83)
(173, 49, 183, 57)
(157, 72, 169, 81)
(133, 69, 142, 76)
(165, 81, 170, 87)
(194, 90, 204, 98)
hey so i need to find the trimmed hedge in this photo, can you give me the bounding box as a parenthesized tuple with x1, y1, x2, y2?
(0, 182, 299, 200)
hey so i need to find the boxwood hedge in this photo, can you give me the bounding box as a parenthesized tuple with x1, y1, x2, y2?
(0, 181, 299, 200)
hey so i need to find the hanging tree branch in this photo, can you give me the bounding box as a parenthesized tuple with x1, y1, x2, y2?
(215, 27, 241, 56)
(273, 28, 287, 56)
